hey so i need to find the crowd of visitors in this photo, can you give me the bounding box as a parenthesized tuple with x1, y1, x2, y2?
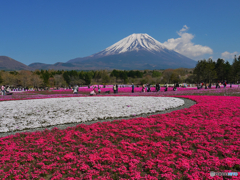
(87, 83, 182, 95)
(1, 81, 236, 96)
(196, 81, 231, 89)
(0, 85, 53, 94)
(1, 85, 13, 95)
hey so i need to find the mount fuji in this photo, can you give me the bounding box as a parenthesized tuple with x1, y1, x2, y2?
(29, 34, 197, 70)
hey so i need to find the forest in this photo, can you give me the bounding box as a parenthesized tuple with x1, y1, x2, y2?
(0, 55, 240, 88)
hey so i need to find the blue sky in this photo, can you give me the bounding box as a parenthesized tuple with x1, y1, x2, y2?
(0, 0, 239, 65)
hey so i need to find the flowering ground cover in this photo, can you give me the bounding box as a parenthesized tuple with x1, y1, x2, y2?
(0, 95, 239, 179)
(48, 85, 240, 96)
(0, 96, 184, 133)
(1, 85, 240, 102)
(0, 92, 86, 102)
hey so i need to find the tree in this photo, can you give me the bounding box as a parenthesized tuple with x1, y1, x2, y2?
(173, 68, 187, 76)
(193, 60, 205, 83)
(185, 74, 196, 83)
(162, 69, 174, 83)
(2, 71, 20, 87)
(19, 70, 32, 88)
(63, 72, 71, 85)
(0, 72, 3, 84)
(193, 59, 216, 83)
(68, 70, 78, 77)
(84, 73, 91, 85)
(152, 70, 162, 78)
(34, 70, 41, 75)
(230, 55, 240, 83)
(79, 71, 85, 80)
(119, 71, 128, 83)
(40, 70, 50, 86)
(0, 76, 2, 84)
(225, 61, 231, 82)
(140, 78, 147, 85)
(31, 74, 43, 88)
(203, 58, 216, 83)
(49, 77, 55, 87)
(170, 72, 180, 83)
(53, 74, 64, 87)
(110, 69, 120, 82)
(135, 70, 143, 78)
(94, 71, 101, 83)
(101, 70, 110, 84)
(215, 58, 227, 81)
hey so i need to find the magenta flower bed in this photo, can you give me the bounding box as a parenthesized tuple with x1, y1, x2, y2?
(0, 95, 239, 179)
(54, 85, 238, 94)
(0, 93, 87, 102)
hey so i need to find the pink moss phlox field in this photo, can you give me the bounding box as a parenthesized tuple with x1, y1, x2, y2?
(76, 86, 235, 94)
(0, 95, 240, 179)
(0, 93, 87, 102)
(1, 85, 240, 102)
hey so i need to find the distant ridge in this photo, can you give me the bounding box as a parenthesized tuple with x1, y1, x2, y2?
(0, 56, 33, 71)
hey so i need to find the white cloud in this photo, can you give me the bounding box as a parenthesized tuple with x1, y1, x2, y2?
(179, 25, 189, 33)
(221, 51, 239, 60)
(162, 25, 213, 60)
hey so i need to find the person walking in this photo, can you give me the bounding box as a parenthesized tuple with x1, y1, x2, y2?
(164, 83, 168, 92)
(142, 84, 145, 92)
(224, 81, 227, 88)
(73, 85, 78, 94)
(173, 84, 177, 91)
(208, 83, 212, 89)
(132, 83, 134, 93)
(113, 84, 116, 94)
(116, 84, 118, 93)
(76, 85, 79, 94)
(1, 85, 5, 95)
(156, 83, 159, 92)
(6, 86, 10, 94)
(148, 84, 151, 92)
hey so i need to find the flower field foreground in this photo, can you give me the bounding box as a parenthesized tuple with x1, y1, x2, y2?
(0, 95, 239, 179)
(0, 97, 184, 133)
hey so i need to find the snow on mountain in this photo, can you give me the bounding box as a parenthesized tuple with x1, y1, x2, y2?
(60, 33, 197, 70)
(91, 33, 167, 57)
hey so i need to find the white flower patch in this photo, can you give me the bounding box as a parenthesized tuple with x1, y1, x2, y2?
(0, 97, 184, 133)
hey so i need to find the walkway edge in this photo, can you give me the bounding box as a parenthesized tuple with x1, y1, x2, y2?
(0, 97, 196, 138)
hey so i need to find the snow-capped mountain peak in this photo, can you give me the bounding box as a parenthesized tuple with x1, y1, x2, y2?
(65, 33, 196, 70)
(93, 33, 167, 57)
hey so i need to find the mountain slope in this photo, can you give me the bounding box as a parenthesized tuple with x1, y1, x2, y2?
(0, 56, 33, 70)
(30, 33, 197, 70)
(68, 33, 168, 63)
(73, 50, 196, 70)
(28, 62, 78, 70)
(66, 33, 197, 69)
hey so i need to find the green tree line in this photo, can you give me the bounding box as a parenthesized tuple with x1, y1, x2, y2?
(193, 55, 240, 83)
(0, 55, 240, 88)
